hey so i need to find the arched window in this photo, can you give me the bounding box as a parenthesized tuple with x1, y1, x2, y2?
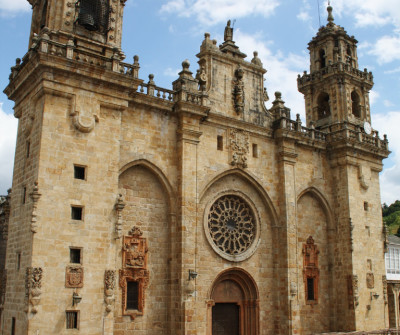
(77, 0, 109, 33)
(319, 49, 326, 69)
(346, 44, 352, 56)
(317, 92, 330, 119)
(40, 0, 48, 29)
(351, 91, 361, 118)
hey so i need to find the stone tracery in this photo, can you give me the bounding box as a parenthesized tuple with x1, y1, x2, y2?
(208, 195, 256, 257)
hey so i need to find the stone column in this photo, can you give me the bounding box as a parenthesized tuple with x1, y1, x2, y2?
(276, 136, 299, 335)
(176, 112, 203, 335)
(391, 284, 400, 329)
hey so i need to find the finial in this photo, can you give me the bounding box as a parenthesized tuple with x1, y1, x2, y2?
(327, 4, 334, 23)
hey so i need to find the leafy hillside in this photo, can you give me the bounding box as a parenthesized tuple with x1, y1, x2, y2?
(383, 200, 400, 235)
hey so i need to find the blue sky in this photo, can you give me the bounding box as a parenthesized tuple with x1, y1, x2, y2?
(0, 0, 399, 204)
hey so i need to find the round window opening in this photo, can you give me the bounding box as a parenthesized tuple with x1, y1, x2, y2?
(207, 195, 258, 261)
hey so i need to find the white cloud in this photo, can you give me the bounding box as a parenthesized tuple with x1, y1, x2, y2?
(369, 90, 380, 107)
(160, 0, 280, 26)
(369, 35, 400, 64)
(0, 103, 18, 195)
(374, 111, 400, 204)
(163, 67, 180, 78)
(0, 0, 30, 14)
(327, 0, 400, 29)
(234, 31, 307, 119)
(297, 11, 311, 22)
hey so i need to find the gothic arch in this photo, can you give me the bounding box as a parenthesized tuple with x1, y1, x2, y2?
(297, 187, 333, 229)
(119, 159, 176, 211)
(199, 168, 279, 227)
(207, 268, 259, 335)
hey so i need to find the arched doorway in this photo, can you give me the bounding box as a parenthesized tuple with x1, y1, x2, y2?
(207, 268, 259, 335)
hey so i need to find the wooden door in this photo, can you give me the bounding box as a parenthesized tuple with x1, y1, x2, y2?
(212, 303, 240, 335)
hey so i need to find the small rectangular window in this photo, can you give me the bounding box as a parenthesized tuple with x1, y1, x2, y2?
(70, 248, 82, 264)
(71, 206, 83, 221)
(74, 165, 86, 180)
(364, 201, 369, 211)
(66, 311, 79, 329)
(126, 281, 139, 310)
(252, 144, 258, 158)
(307, 278, 315, 301)
(217, 136, 223, 151)
(26, 141, 30, 158)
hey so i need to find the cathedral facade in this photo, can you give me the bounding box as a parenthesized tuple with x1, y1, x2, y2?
(1, 1, 390, 334)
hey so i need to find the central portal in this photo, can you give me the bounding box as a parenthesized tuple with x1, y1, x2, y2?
(212, 303, 240, 335)
(207, 268, 259, 335)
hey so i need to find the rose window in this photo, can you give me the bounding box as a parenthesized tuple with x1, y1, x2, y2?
(207, 195, 256, 256)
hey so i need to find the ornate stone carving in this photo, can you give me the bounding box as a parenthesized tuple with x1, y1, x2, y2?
(366, 259, 374, 289)
(65, 266, 84, 288)
(352, 275, 359, 307)
(114, 194, 126, 239)
(366, 272, 374, 289)
(229, 129, 249, 168)
(303, 236, 319, 304)
(70, 109, 99, 133)
(119, 227, 149, 319)
(26, 267, 43, 314)
(104, 270, 116, 313)
(382, 275, 388, 305)
(233, 67, 245, 114)
(30, 181, 41, 233)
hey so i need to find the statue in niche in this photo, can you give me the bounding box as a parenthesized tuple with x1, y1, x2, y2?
(233, 67, 245, 114)
(224, 20, 233, 42)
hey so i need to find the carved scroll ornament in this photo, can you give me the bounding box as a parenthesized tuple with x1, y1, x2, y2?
(26, 267, 43, 314)
(104, 270, 116, 313)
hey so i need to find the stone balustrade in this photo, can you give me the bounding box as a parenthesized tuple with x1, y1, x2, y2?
(275, 117, 388, 151)
(298, 62, 373, 86)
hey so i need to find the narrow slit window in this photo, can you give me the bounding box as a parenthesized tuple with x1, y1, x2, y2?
(66, 311, 79, 329)
(252, 144, 258, 158)
(71, 206, 83, 221)
(74, 165, 86, 180)
(22, 187, 27, 204)
(364, 202, 369, 211)
(17, 253, 21, 271)
(11, 317, 16, 335)
(126, 281, 139, 310)
(26, 141, 30, 158)
(70, 248, 82, 264)
(217, 136, 223, 151)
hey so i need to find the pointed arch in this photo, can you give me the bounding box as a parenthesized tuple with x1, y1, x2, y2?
(199, 168, 279, 227)
(119, 159, 176, 211)
(297, 186, 334, 230)
(207, 268, 259, 335)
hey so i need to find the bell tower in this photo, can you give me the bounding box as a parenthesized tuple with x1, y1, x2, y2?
(298, 5, 374, 130)
(27, 0, 126, 55)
